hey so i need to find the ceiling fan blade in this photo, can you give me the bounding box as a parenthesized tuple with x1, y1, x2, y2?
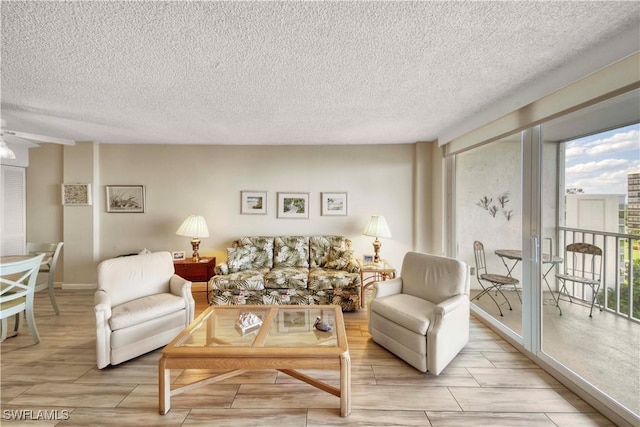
(4, 130, 75, 145)
(2, 133, 40, 148)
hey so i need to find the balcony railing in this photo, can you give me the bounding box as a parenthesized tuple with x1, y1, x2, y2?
(557, 226, 639, 323)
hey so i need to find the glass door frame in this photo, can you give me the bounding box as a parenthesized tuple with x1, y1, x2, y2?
(520, 125, 543, 354)
(449, 123, 638, 426)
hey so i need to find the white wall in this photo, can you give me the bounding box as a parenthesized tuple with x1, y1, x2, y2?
(62, 142, 97, 284)
(456, 139, 522, 280)
(26, 144, 63, 243)
(27, 142, 420, 284)
(25, 144, 64, 283)
(455, 137, 559, 287)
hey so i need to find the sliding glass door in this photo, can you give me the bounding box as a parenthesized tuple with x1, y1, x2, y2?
(540, 91, 640, 418)
(455, 133, 525, 340)
(454, 88, 640, 423)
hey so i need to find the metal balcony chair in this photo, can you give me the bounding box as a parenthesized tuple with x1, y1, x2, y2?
(472, 241, 520, 316)
(556, 242, 603, 317)
(27, 242, 64, 314)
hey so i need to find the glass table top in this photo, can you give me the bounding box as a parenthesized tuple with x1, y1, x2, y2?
(173, 305, 341, 350)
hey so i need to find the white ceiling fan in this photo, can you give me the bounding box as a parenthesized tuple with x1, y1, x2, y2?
(1, 119, 75, 159)
(1, 119, 76, 146)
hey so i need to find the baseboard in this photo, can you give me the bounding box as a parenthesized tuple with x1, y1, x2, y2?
(60, 283, 204, 291)
(62, 283, 97, 290)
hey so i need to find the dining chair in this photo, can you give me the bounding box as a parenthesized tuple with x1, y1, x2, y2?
(472, 241, 520, 316)
(556, 242, 603, 317)
(0, 254, 46, 343)
(27, 242, 64, 314)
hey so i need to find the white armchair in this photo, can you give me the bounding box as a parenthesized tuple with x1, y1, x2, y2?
(95, 251, 194, 369)
(368, 251, 470, 375)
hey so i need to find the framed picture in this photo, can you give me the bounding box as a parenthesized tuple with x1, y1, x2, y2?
(241, 191, 267, 215)
(278, 309, 310, 333)
(277, 192, 309, 219)
(172, 251, 186, 261)
(363, 254, 374, 263)
(106, 185, 145, 213)
(62, 183, 92, 206)
(321, 192, 348, 216)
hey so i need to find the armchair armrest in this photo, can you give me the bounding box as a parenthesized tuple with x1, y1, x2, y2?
(170, 274, 191, 297)
(427, 293, 470, 375)
(215, 263, 229, 275)
(434, 294, 468, 317)
(170, 274, 195, 324)
(94, 290, 113, 369)
(372, 277, 403, 299)
(94, 289, 112, 319)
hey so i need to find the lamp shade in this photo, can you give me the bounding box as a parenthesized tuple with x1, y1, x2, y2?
(363, 215, 392, 238)
(176, 215, 210, 238)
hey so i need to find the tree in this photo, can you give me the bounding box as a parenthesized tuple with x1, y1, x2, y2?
(602, 258, 640, 319)
(566, 187, 585, 194)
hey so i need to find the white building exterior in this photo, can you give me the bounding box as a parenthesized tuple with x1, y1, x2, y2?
(564, 194, 625, 295)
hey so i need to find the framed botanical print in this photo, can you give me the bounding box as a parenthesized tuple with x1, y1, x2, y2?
(321, 192, 348, 216)
(62, 183, 92, 206)
(241, 191, 267, 215)
(106, 185, 145, 213)
(277, 192, 309, 219)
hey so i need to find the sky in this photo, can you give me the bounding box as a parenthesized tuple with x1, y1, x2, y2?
(564, 122, 640, 196)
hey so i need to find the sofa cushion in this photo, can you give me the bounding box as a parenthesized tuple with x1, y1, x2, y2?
(264, 267, 309, 289)
(309, 236, 347, 268)
(311, 288, 360, 312)
(227, 246, 255, 273)
(370, 293, 435, 335)
(238, 236, 274, 269)
(273, 236, 309, 268)
(210, 288, 316, 306)
(109, 293, 186, 331)
(308, 267, 361, 290)
(209, 268, 268, 291)
(326, 246, 354, 270)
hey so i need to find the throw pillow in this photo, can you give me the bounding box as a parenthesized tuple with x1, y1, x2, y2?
(326, 246, 354, 270)
(227, 246, 254, 273)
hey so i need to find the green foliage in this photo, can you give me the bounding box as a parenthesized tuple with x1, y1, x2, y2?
(601, 258, 640, 319)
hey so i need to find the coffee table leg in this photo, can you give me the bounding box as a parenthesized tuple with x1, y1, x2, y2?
(159, 356, 170, 415)
(340, 352, 351, 417)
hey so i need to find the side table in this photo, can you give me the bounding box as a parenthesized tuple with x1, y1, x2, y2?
(358, 259, 396, 308)
(173, 257, 216, 282)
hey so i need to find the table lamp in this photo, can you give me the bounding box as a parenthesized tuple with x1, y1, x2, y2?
(176, 215, 209, 261)
(363, 215, 392, 264)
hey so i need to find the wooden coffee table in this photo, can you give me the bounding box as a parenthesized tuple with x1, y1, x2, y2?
(159, 304, 351, 417)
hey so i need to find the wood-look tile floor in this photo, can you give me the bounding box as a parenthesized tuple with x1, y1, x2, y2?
(0, 287, 618, 426)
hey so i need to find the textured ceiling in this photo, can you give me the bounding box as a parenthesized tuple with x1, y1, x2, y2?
(1, 1, 639, 146)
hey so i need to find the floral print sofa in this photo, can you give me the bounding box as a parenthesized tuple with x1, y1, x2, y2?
(208, 235, 361, 311)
